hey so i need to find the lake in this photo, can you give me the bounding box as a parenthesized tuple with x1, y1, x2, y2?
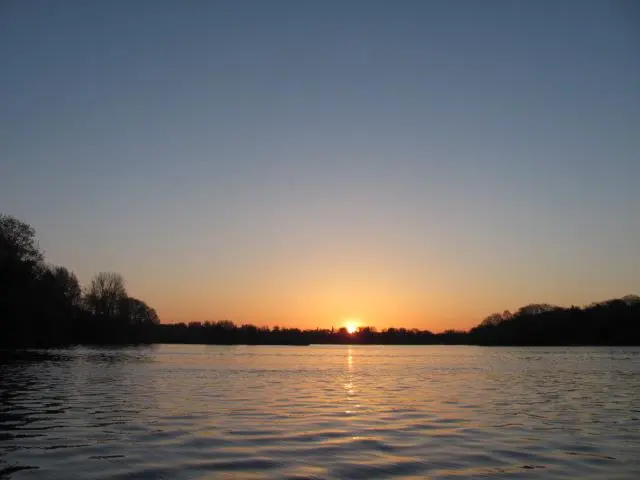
(1, 345, 639, 479)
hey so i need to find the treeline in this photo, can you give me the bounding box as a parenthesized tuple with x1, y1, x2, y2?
(1, 214, 159, 347)
(156, 323, 467, 345)
(468, 299, 640, 345)
(158, 296, 640, 346)
(2, 214, 639, 347)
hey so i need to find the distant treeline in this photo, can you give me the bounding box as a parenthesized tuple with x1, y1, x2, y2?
(158, 296, 640, 346)
(2, 214, 639, 348)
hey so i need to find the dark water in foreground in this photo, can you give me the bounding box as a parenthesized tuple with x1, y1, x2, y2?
(1, 345, 639, 479)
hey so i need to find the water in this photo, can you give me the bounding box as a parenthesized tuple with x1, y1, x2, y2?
(1, 345, 639, 479)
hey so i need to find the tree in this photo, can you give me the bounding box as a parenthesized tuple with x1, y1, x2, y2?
(0, 214, 43, 267)
(515, 303, 558, 316)
(622, 295, 640, 306)
(120, 297, 160, 326)
(118, 296, 160, 343)
(1, 215, 46, 346)
(86, 272, 127, 320)
(480, 312, 504, 327)
(49, 265, 82, 306)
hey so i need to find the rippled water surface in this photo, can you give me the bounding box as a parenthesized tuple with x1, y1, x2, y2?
(1, 345, 639, 479)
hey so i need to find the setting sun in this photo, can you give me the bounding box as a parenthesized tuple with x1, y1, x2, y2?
(344, 319, 360, 334)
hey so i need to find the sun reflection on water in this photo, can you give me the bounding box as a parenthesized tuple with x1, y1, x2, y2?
(344, 346, 359, 414)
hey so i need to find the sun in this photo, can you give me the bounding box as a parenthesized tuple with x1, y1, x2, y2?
(344, 319, 360, 334)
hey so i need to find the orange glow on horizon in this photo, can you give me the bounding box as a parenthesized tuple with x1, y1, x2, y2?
(344, 319, 360, 334)
(133, 262, 501, 333)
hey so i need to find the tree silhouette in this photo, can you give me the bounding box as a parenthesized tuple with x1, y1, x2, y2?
(1, 214, 46, 346)
(118, 297, 160, 343)
(49, 265, 82, 307)
(0, 214, 43, 266)
(86, 272, 127, 320)
(1, 214, 161, 346)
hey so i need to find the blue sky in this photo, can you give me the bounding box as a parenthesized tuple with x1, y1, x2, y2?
(1, 1, 638, 329)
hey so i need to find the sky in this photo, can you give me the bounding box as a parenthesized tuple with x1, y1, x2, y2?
(1, 1, 638, 331)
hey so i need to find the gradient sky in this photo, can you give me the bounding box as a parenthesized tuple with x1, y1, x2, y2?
(1, 1, 638, 331)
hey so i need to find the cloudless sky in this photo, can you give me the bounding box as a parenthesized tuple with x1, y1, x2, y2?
(1, 1, 638, 331)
